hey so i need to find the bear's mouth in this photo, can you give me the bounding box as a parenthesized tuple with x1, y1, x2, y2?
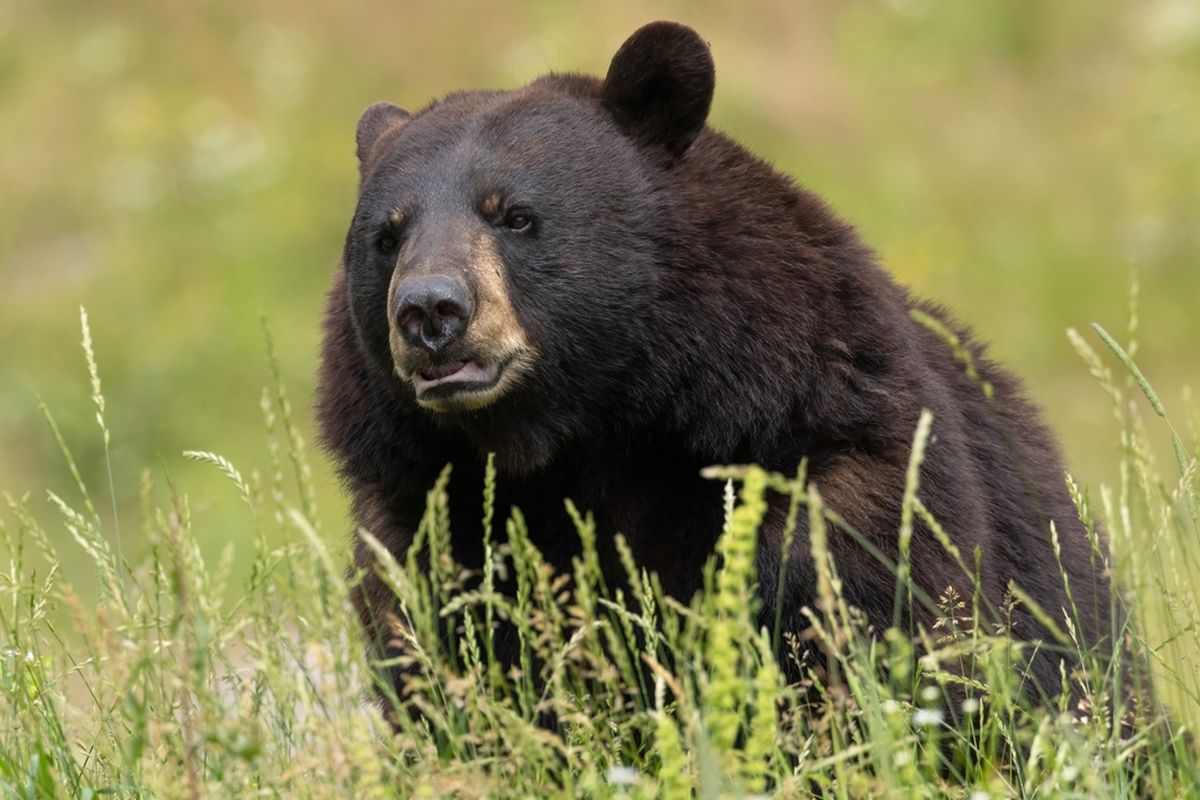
(410, 356, 512, 411)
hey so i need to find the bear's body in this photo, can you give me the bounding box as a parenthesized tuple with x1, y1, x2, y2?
(318, 22, 1109, 701)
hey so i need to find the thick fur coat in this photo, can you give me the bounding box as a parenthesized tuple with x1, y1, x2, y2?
(317, 22, 1111, 701)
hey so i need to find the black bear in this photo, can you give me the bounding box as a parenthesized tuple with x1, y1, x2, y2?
(317, 21, 1110, 704)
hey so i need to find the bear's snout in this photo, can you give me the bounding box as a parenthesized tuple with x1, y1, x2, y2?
(393, 275, 475, 355)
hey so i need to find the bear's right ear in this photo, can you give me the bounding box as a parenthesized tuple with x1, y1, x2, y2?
(601, 21, 715, 159)
(356, 101, 411, 167)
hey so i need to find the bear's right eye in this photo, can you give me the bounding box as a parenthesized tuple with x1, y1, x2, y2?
(374, 207, 408, 254)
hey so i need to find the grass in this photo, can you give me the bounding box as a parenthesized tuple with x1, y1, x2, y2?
(1, 302, 1198, 799)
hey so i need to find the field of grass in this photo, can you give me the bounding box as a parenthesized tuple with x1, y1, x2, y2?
(2, 304, 1197, 797)
(3, 2, 1200, 797)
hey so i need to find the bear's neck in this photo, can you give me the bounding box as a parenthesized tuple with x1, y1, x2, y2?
(649, 130, 917, 466)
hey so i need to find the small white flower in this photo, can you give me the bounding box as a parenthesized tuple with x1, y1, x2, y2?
(913, 708, 944, 726)
(606, 765, 638, 785)
(961, 697, 980, 714)
(920, 685, 940, 702)
(969, 792, 991, 800)
(1062, 765, 1079, 782)
(881, 699, 900, 715)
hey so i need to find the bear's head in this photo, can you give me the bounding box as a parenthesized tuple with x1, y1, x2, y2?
(340, 22, 716, 470)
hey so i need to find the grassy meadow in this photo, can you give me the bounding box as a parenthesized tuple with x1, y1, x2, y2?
(2, 1, 1200, 797)
(1, 308, 1197, 797)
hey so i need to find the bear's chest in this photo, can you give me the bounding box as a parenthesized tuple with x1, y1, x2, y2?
(479, 447, 726, 599)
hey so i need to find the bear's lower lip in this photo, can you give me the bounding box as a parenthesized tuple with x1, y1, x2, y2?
(419, 361, 472, 382)
(412, 359, 504, 404)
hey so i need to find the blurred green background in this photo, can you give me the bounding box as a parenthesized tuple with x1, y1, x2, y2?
(2, 1, 1198, 590)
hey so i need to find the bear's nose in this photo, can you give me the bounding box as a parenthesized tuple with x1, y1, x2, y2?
(393, 275, 475, 354)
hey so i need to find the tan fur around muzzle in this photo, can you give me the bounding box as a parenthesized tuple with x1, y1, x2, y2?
(387, 232, 536, 408)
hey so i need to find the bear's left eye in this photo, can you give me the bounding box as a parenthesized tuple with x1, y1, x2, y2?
(504, 212, 533, 232)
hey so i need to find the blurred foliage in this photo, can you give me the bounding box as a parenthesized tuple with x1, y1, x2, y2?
(1, 0, 1198, 589)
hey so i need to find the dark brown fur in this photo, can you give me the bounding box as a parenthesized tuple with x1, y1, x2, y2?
(317, 22, 1113, 705)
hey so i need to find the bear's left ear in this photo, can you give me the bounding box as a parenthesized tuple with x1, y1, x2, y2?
(601, 21, 715, 159)
(356, 101, 411, 167)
